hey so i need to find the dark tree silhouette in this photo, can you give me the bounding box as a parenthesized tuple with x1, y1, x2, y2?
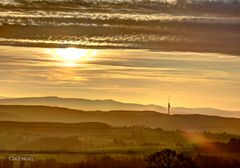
(0, 154, 239, 168)
(146, 150, 177, 168)
(146, 149, 198, 168)
(176, 153, 198, 168)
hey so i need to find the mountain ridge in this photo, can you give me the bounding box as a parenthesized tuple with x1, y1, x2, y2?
(0, 105, 240, 134)
(0, 96, 239, 118)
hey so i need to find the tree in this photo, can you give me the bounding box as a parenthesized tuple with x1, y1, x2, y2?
(146, 149, 198, 168)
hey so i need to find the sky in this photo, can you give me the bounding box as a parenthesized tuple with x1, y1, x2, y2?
(0, 0, 239, 55)
(0, 0, 239, 111)
(0, 46, 240, 111)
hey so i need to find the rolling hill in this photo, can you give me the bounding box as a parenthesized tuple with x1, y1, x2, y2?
(0, 105, 239, 134)
(0, 97, 239, 118)
(0, 96, 165, 112)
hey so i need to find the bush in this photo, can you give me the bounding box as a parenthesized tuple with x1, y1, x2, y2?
(146, 149, 198, 168)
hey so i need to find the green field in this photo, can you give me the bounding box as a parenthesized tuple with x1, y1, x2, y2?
(0, 121, 239, 153)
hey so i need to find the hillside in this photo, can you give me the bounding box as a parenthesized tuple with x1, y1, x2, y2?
(0, 97, 165, 112)
(0, 97, 239, 118)
(0, 120, 239, 153)
(0, 105, 239, 134)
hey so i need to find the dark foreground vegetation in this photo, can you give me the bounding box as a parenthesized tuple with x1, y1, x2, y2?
(199, 138, 240, 153)
(1, 149, 240, 168)
(0, 121, 240, 168)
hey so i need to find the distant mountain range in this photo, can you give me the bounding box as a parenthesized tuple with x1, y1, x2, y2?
(0, 96, 239, 118)
(0, 105, 239, 134)
(172, 107, 240, 118)
(0, 96, 165, 111)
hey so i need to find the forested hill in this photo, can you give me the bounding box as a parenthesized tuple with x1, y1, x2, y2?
(0, 105, 239, 134)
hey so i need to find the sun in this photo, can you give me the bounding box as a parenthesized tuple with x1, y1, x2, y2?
(50, 48, 97, 67)
(56, 48, 87, 61)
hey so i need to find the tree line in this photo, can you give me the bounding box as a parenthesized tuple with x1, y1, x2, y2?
(1, 149, 240, 168)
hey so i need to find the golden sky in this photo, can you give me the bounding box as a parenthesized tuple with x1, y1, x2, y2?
(0, 46, 240, 111)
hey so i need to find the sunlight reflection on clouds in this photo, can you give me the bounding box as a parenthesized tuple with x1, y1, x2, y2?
(0, 46, 239, 110)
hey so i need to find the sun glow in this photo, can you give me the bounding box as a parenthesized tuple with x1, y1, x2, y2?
(50, 48, 97, 67)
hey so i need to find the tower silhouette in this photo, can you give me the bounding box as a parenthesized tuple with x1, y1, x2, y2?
(168, 96, 171, 115)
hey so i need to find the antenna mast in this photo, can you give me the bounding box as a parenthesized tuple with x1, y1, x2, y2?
(168, 95, 171, 115)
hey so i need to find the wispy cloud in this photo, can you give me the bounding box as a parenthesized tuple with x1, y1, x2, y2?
(0, 0, 240, 54)
(0, 46, 240, 110)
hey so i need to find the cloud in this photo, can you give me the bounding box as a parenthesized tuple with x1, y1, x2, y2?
(0, 46, 240, 110)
